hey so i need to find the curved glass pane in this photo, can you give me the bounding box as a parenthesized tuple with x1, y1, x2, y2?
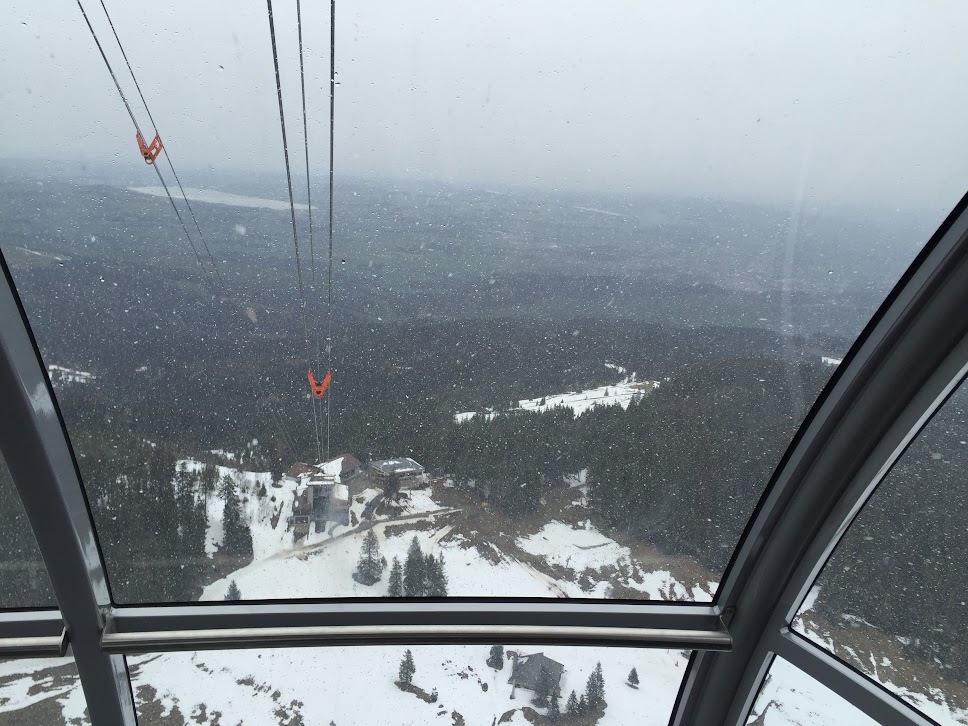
(2, 0, 967, 602)
(130, 645, 689, 725)
(746, 656, 878, 726)
(794, 381, 968, 725)
(0, 655, 89, 724)
(0, 453, 55, 608)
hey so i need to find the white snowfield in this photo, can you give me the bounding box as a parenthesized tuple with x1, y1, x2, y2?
(47, 364, 95, 387)
(749, 656, 879, 725)
(125, 643, 687, 725)
(128, 186, 309, 212)
(455, 371, 660, 423)
(518, 520, 632, 572)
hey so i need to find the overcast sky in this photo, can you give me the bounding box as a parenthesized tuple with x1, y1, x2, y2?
(2, 0, 967, 214)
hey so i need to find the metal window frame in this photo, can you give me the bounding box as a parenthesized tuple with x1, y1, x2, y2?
(0, 610, 67, 657)
(1, 188, 967, 726)
(0, 254, 137, 724)
(100, 601, 731, 654)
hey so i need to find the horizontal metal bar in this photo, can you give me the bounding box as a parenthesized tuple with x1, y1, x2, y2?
(774, 630, 936, 726)
(0, 632, 68, 657)
(0, 610, 68, 656)
(103, 602, 730, 654)
(103, 623, 730, 654)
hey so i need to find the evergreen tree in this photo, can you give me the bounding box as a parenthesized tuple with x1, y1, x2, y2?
(221, 477, 254, 563)
(566, 690, 579, 715)
(425, 552, 449, 596)
(219, 473, 235, 501)
(577, 694, 587, 715)
(201, 464, 219, 505)
(398, 649, 415, 685)
(225, 580, 242, 601)
(388, 556, 403, 596)
(355, 529, 384, 585)
(383, 471, 401, 502)
(403, 536, 425, 596)
(548, 685, 561, 722)
(533, 665, 552, 707)
(487, 645, 504, 670)
(627, 667, 639, 688)
(584, 661, 605, 709)
(174, 466, 206, 600)
(143, 445, 183, 601)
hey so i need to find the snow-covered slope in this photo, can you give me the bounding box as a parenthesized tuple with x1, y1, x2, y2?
(455, 369, 661, 422)
(124, 644, 688, 726)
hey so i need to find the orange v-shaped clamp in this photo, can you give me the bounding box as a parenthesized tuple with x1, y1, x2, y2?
(308, 369, 331, 399)
(136, 132, 163, 164)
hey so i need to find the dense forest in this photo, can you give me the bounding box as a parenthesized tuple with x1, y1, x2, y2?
(0, 437, 256, 605)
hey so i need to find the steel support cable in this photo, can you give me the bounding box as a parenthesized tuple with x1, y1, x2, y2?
(96, 0, 221, 288)
(77, 0, 308, 464)
(266, 0, 322, 462)
(75, 0, 214, 295)
(326, 0, 336, 460)
(295, 0, 322, 464)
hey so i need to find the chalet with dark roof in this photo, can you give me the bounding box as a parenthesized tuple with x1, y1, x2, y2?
(508, 652, 564, 692)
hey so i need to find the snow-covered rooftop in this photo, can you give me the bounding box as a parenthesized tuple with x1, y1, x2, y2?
(370, 457, 424, 475)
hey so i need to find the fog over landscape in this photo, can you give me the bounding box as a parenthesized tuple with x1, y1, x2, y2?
(2, 1, 968, 725)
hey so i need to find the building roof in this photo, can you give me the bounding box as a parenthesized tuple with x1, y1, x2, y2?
(508, 652, 564, 690)
(286, 462, 313, 478)
(370, 457, 424, 475)
(317, 454, 362, 480)
(337, 453, 361, 473)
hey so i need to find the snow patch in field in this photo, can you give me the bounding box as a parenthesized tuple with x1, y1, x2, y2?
(129, 186, 308, 211)
(47, 364, 94, 387)
(750, 656, 879, 725)
(517, 520, 631, 572)
(456, 372, 658, 422)
(0, 657, 79, 717)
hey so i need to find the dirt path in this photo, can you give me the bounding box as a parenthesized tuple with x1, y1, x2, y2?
(275, 507, 461, 560)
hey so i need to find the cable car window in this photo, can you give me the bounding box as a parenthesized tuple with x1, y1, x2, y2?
(745, 655, 879, 726)
(0, 655, 89, 724)
(2, 0, 967, 603)
(793, 380, 968, 726)
(127, 645, 689, 725)
(0, 453, 55, 609)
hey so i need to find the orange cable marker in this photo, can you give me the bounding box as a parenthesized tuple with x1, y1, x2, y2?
(136, 132, 163, 164)
(308, 369, 331, 399)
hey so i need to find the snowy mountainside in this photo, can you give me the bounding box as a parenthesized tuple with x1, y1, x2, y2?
(47, 363, 95, 388)
(198, 477, 715, 602)
(178, 459, 294, 561)
(455, 366, 662, 422)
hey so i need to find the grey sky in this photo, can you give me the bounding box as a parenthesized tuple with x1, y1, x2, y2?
(2, 0, 967, 214)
